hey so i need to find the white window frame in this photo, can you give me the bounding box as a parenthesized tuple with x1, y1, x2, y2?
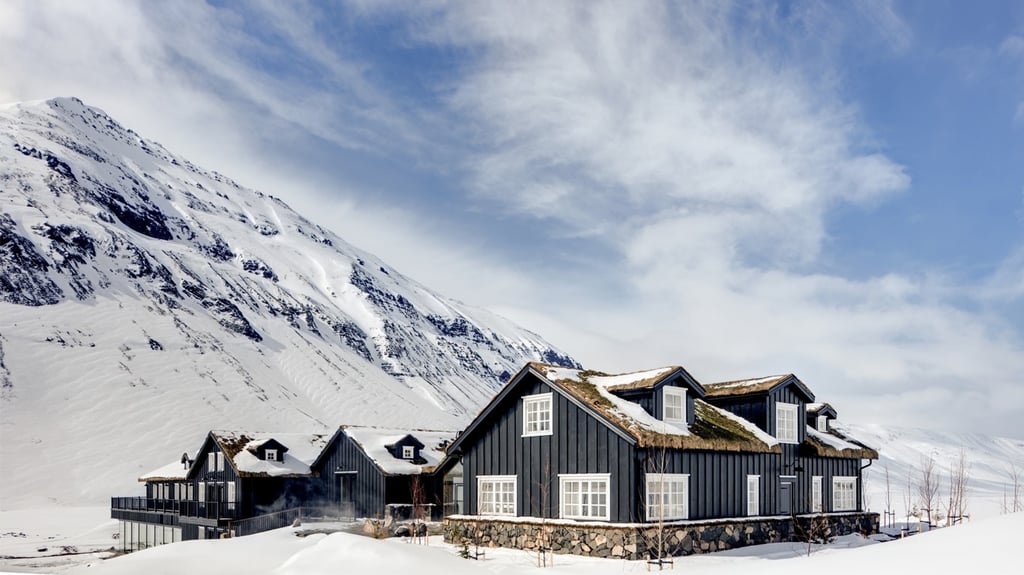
(559, 473, 610, 521)
(816, 415, 828, 432)
(198, 482, 206, 503)
(746, 475, 760, 516)
(775, 402, 799, 444)
(522, 393, 553, 437)
(216, 451, 224, 471)
(662, 387, 686, 424)
(832, 476, 857, 511)
(265, 449, 278, 462)
(402, 445, 414, 459)
(477, 475, 517, 516)
(645, 473, 689, 520)
(811, 476, 823, 513)
(207, 452, 216, 471)
(226, 481, 236, 511)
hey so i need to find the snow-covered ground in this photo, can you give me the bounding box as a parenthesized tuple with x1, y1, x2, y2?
(3, 421, 1021, 573)
(1, 507, 1021, 575)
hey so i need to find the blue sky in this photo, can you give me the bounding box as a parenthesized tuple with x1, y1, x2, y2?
(3, 0, 1024, 436)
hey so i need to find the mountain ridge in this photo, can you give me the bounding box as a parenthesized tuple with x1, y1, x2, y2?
(0, 97, 577, 507)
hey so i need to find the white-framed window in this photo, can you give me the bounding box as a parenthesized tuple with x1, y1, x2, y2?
(817, 415, 828, 432)
(645, 473, 689, 520)
(478, 475, 516, 516)
(522, 393, 553, 437)
(198, 482, 206, 503)
(559, 474, 610, 521)
(746, 475, 760, 516)
(775, 402, 799, 443)
(266, 449, 278, 462)
(209, 451, 225, 471)
(833, 476, 857, 511)
(402, 446, 414, 459)
(811, 476, 823, 513)
(226, 481, 236, 511)
(663, 387, 686, 424)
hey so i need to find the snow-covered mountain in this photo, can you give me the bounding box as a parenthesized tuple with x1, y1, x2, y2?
(0, 97, 578, 508)
(838, 422, 1024, 521)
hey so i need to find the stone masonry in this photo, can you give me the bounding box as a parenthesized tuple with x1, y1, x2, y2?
(443, 513, 878, 561)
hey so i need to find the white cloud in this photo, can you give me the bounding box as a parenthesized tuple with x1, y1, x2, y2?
(3, 0, 1023, 436)
(1000, 34, 1024, 59)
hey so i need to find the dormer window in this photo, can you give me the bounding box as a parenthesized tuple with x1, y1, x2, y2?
(776, 402, 798, 443)
(402, 445, 414, 459)
(663, 387, 686, 424)
(266, 449, 278, 462)
(816, 415, 828, 432)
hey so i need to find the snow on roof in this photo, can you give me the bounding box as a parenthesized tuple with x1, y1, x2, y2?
(807, 402, 836, 416)
(211, 431, 331, 478)
(533, 364, 780, 453)
(805, 426, 878, 459)
(343, 426, 457, 475)
(703, 374, 791, 397)
(139, 459, 192, 482)
(537, 365, 690, 438)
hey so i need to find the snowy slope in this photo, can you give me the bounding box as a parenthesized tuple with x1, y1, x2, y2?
(0, 97, 578, 509)
(837, 422, 1024, 520)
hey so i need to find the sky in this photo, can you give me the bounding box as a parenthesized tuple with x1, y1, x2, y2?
(1, 0, 1024, 437)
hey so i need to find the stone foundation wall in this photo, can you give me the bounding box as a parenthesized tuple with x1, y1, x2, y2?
(443, 513, 878, 561)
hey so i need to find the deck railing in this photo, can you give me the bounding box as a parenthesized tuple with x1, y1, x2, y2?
(110, 497, 238, 519)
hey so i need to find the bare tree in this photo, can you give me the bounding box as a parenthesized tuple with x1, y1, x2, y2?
(640, 446, 673, 571)
(883, 463, 895, 529)
(1008, 462, 1023, 514)
(902, 467, 917, 528)
(943, 447, 970, 526)
(917, 455, 940, 527)
(532, 460, 554, 568)
(408, 475, 428, 544)
(794, 514, 834, 557)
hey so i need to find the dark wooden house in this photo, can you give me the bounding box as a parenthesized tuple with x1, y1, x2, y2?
(111, 426, 455, 551)
(442, 363, 878, 545)
(111, 430, 329, 550)
(312, 426, 457, 521)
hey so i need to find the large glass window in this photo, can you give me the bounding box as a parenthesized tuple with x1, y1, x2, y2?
(478, 475, 516, 516)
(645, 473, 689, 520)
(833, 476, 857, 511)
(775, 402, 799, 443)
(523, 393, 553, 437)
(560, 474, 610, 520)
(663, 387, 686, 424)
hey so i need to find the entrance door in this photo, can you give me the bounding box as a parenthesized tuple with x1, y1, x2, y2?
(338, 473, 356, 518)
(207, 483, 223, 518)
(453, 482, 464, 515)
(779, 481, 793, 515)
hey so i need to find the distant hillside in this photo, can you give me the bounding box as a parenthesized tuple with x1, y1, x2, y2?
(840, 422, 1024, 521)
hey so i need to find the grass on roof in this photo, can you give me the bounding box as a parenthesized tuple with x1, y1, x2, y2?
(550, 373, 778, 454)
(802, 433, 879, 460)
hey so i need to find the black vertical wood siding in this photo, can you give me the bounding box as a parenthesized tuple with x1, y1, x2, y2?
(461, 376, 637, 522)
(458, 374, 867, 524)
(315, 433, 386, 518)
